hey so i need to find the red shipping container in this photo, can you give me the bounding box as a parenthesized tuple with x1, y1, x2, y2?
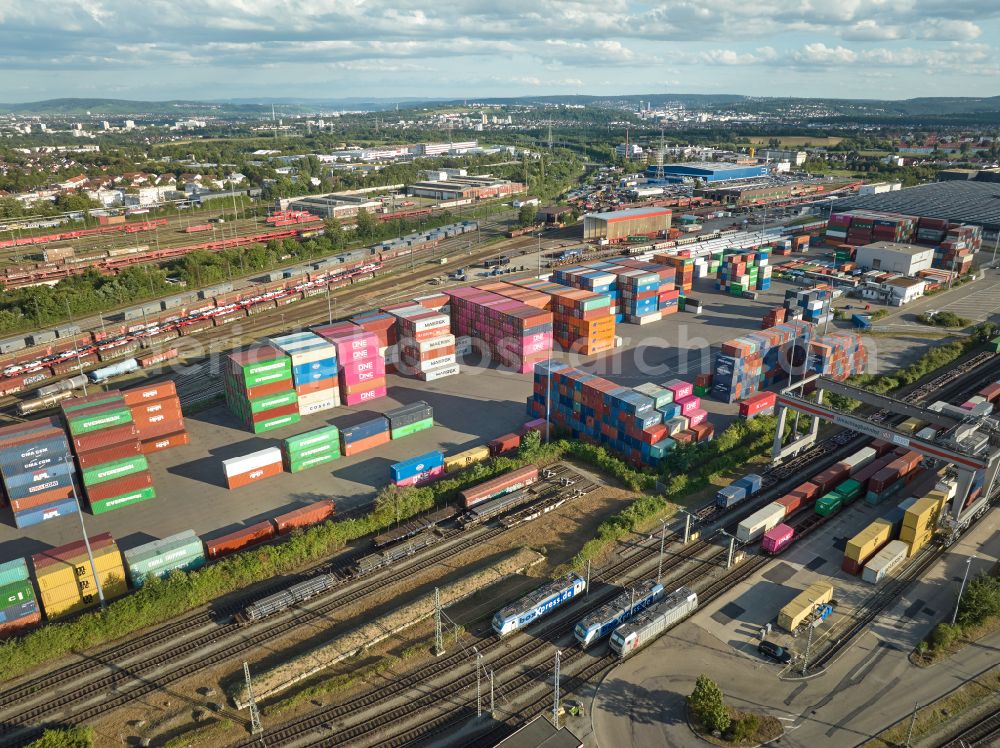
(10, 485, 76, 513)
(135, 418, 186, 441)
(76, 440, 141, 469)
(122, 381, 177, 406)
(488, 433, 521, 455)
(244, 379, 295, 401)
(791, 481, 820, 503)
(841, 556, 864, 575)
(811, 463, 850, 494)
(870, 439, 893, 456)
(775, 493, 802, 517)
(460, 466, 540, 508)
(64, 400, 127, 420)
(85, 471, 153, 503)
(204, 520, 276, 558)
(128, 397, 182, 418)
(141, 430, 190, 454)
(0, 611, 41, 639)
(691, 422, 714, 441)
(225, 461, 283, 489)
(739, 391, 776, 418)
(249, 402, 299, 425)
(274, 500, 335, 534)
(294, 380, 336, 396)
(341, 431, 391, 457)
(131, 408, 183, 433)
(73, 424, 139, 453)
(32, 532, 115, 571)
(341, 376, 387, 396)
(868, 467, 901, 494)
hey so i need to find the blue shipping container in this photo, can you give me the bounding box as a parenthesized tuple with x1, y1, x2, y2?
(13, 497, 78, 529)
(340, 416, 390, 443)
(390, 451, 445, 481)
(0, 599, 39, 624)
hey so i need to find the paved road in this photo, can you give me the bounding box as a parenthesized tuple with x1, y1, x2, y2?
(588, 512, 1000, 747)
(868, 267, 1000, 329)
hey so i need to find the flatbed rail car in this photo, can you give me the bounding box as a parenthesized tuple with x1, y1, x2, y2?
(609, 586, 698, 659)
(237, 573, 338, 625)
(457, 487, 539, 529)
(492, 573, 587, 636)
(354, 531, 439, 576)
(372, 506, 457, 548)
(574, 579, 664, 648)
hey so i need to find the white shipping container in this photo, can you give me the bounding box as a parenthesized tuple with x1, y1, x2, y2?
(383, 345, 400, 365)
(297, 389, 339, 407)
(410, 334, 455, 353)
(916, 427, 938, 440)
(737, 502, 786, 543)
(862, 540, 908, 584)
(418, 354, 457, 372)
(455, 336, 473, 355)
(936, 477, 957, 500)
(418, 364, 460, 381)
(222, 447, 282, 478)
(842, 446, 876, 474)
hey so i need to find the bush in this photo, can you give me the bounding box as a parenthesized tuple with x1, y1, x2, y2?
(728, 712, 760, 742)
(689, 674, 731, 734)
(956, 572, 1000, 628)
(929, 622, 962, 651)
(28, 727, 93, 748)
(917, 311, 971, 328)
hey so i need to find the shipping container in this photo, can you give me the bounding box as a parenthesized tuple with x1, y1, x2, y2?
(204, 521, 276, 559)
(761, 523, 794, 554)
(862, 540, 908, 584)
(460, 465, 539, 508)
(736, 502, 785, 543)
(273, 501, 335, 534)
(777, 582, 834, 632)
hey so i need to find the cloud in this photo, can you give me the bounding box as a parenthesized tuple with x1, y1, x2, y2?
(697, 47, 778, 65)
(789, 43, 858, 66)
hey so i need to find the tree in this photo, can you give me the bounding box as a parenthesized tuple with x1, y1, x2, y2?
(518, 429, 542, 459)
(354, 208, 377, 241)
(956, 572, 1000, 628)
(689, 675, 731, 734)
(517, 203, 537, 227)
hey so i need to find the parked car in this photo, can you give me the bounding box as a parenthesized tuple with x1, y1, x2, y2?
(758, 640, 792, 664)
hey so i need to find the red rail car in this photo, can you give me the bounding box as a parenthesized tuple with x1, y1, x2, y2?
(0, 218, 167, 249)
(377, 207, 433, 222)
(183, 224, 213, 233)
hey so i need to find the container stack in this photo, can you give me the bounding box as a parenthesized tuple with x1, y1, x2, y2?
(122, 381, 188, 454)
(385, 402, 434, 440)
(446, 287, 553, 374)
(506, 278, 616, 355)
(527, 361, 707, 467)
(33, 533, 128, 620)
(842, 518, 893, 575)
(386, 304, 458, 381)
(281, 425, 341, 473)
(0, 558, 40, 636)
(712, 319, 814, 403)
(224, 346, 299, 434)
(0, 419, 77, 528)
(550, 267, 618, 319)
(268, 332, 340, 416)
(936, 225, 980, 275)
(762, 306, 786, 329)
(784, 286, 833, 326)
(339, 416, 390, 457)
(222, 447, 283, 489)
(825, 213, 851, 243)
(899, 495, 944, 556)
(313, 322, 388, 406)
(715, 250, 771, 295)
(63, 394, 155, 515)
(809, 332, 868, 379)
(123, 530, 206, 587)
(390, 450, 445, 487)
(653, 254, 695, 293)
(862, 539, 909, 584)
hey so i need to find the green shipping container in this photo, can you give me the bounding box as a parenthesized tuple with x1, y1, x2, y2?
(90, 486, 157, 514)
(238, 358, 291, 379)
(249, 390, 298, 414)
(82, 456, 148, 486)
(836, 479, 863, 501)
(0, 559, 29, 588)
(129, 553, 205, 586)
(390, 418, 434, 440)
(252, 412, 301, 434)
(693, 385, 710, 397)
(286, 451, 341, 473)
(815, 494, 842, 517)
(241, 364, 292, 389)
(0, 579, 35, 608)
(69, 408, 133, 435)
(284, 426, 340, 454)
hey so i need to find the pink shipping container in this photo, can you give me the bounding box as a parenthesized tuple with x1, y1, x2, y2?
(394, 465, 445, 487)
(341, 387, 388, 407)
(341, 358, 386, 385)
(664, 380, 693, 401)
(687, 408, 708, 427)
(761, 523, 794, 554)
(677, 395, 701, 416)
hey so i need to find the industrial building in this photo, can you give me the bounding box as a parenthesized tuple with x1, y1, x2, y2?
(699, 182, 795, 207)
(858, 182, 902, 196)
(758, 149, 807, 166)
(645, 161, 770, 184)
(406, 176, 524, 201)
(855, 242, 933, 276)
(834, 181, 1000, 238)
(537, 205, 574, 224)
(286, 193, 383, 220)
(583, 206, 672, 242)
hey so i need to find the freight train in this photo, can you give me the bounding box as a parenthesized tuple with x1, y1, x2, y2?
(0, 218, 168, 249)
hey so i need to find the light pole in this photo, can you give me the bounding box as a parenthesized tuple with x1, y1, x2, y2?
(66, 456, 105, 611)
(951, 556, 974, 625)
(64, 299, 88, 396)
(657, 520, 668, 580)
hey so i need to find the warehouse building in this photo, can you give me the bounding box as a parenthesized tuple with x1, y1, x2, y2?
(855, 242, 933, 275)
(834, 181, 1000, 239)
(286, 193, 383, 220)
(407, 176, 524, 201)
(646, 161, 769, 183)
(758, 149, 807, 167)
(583, 206, 672, 242)
(699, 182, 794, 207)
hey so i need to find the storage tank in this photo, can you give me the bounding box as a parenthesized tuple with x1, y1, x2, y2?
(88, 358, 139, 382)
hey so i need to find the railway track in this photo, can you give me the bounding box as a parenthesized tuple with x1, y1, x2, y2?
(937, 708, 1000, 747)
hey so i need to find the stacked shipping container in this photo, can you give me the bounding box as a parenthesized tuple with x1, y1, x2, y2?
(122, 381, 189, 455)
(312, 322, 388, 405)
(0, 558, 40, 636)
(281, 425, 341, 473)
(385, 401, 434, 439)
(224, 346, 300, 434)
(715, 249, 772, 295)
(784, 286, 833, 326)
(0, 419, 77, 528)
(385, 304, 458, 381)
(32, 533, 128, 619)
(123, 530, 206, 587)
(222, 447, 283, 489)
(339, 416, 390, 456)
(268, 332, 340, 416)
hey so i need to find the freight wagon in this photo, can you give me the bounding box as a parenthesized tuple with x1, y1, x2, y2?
(457, 486, 537, 528)
(459, 465, 540, 508)
(237, 573, 337, 624)
(574, 579, 664, 648)
(492, 573, 587, 636)
(609, 586, 698, 659)
(354, 531, 438, 576)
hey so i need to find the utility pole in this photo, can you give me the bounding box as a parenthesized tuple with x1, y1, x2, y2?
(720, 530, 737, 569)
(475, 648, 483, 718)
(801, 602, 819, 676)
(434, 587, 444, 656)
(552, 649, 562, 729)
(681, 510, 694, 545)
(657, 520, 667, 580)
(489, 669, 495, 717)
(326, 285, 333, 325)
(244, 661, 264, 738)
(64, 299, 88, 396)
(951, 556, 974, 625)
(67, 456, 105, 610)
(585, 559, 591, 597)
(904, 702, 918, 747)
(545, 362, 552, 444)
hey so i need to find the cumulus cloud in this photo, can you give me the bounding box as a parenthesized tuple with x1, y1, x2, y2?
(790, 43, 859, 65)
(697, 47, 778, 65)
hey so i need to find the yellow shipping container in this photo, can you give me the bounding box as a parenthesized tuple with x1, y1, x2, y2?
(444, 445, 490, 472)
(778, 582, 834, 632)
(898, 418, 924, 435)
(845, 519, 892, 563)
(902, 497, 938, 532)
(35, 555, 125, 592)
(41, 578, 128, 619)
(927, 490, 949, 513)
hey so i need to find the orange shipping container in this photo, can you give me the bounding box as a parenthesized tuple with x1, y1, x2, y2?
(140, 430, 189, 454)
(122, 381, 177, 406)
(225, 460, 283, 489)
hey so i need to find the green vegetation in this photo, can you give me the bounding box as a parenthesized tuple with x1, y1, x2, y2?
(919, 565, 1000, 662)
(689, 675, 731, 733)
(917, 311, 972, 328)
(826, 322, 997, 411)
(162, 719, 234, 748)
(870, 309, 890, 321)
(26, 727, 94, 748)
(517, 203, 537, 227)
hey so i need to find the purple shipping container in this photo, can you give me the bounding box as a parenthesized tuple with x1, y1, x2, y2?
(761, 523, 794, 554)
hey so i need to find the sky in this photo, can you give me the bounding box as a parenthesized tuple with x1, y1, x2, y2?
(2, 0, 999, 103)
